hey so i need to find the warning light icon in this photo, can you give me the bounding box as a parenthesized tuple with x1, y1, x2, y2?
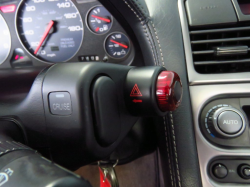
(130, 84, 142, 97)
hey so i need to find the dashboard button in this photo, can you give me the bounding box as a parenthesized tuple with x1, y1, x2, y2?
(156, 71, 182, 111)
(79, 56, 85, 62)
(49, 92, 72, 116)
(217, 111, 243, 134)
(244, 168, 250, 177)
(213, 164, 228, 179)
(103, 56, 108, 62)
(90, 56, 95, 61)
(238, 164, 250, 179)
(85, 56, 90, 61)
(205, 106, 246, 138)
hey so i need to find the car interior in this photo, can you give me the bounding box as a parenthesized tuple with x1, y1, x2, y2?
(0, 0, 250, 186)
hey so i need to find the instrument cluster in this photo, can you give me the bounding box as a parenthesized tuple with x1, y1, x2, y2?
(0, 0, 135, 69)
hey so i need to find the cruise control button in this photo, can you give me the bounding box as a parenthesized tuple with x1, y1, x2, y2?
(217, 111, 243, 134)
(49, 92, 72, 116)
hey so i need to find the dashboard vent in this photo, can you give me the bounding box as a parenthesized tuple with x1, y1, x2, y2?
(190, 26, 250, 74)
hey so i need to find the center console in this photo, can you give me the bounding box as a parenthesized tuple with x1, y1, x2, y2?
(179, 0, 250, 186)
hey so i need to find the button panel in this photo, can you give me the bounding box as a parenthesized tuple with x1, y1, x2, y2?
(200, 98, 250, 148)
(210, 157, 250, 184)
(78, 55, 100, 62)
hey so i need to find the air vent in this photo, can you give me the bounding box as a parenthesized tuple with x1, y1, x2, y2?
(190, 26, 250, 74)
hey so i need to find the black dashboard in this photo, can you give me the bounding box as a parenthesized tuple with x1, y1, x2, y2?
(0, 0, 139, 69)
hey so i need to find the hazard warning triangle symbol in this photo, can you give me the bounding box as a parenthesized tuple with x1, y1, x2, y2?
(130, 84, 143, 97)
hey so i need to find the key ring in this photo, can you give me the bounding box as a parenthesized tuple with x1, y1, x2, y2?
(97, 159, 119, 168)
(98, 159, 119, 187)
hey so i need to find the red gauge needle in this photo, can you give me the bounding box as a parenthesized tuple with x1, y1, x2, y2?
(110, 40, 128, 49)
(34, 20, 54, 55)
(95, 27, 100, 32)
(91, 15, 111, 23)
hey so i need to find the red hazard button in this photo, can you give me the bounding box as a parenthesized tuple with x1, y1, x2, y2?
(130, 84, 142, 97)
(156, 71, 182, 112)
(124, 67, 182, 116)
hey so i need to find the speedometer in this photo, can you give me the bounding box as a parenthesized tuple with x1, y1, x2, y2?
(16, 0, 83, 63)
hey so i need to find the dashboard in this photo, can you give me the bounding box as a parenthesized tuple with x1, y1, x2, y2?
(4, 0, 250, 186)
(0, 0, 137, 69)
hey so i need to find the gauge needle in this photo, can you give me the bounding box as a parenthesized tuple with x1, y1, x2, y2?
(110, 40, 128, 49)
(34, 20, 54, 55)
(91, 15, 111, 23)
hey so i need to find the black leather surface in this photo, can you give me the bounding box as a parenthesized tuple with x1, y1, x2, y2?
(99, 0, 202, 186)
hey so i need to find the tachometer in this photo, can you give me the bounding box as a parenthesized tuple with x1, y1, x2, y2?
(16, 0, 83, 63)
(0, 14, 11, 65)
